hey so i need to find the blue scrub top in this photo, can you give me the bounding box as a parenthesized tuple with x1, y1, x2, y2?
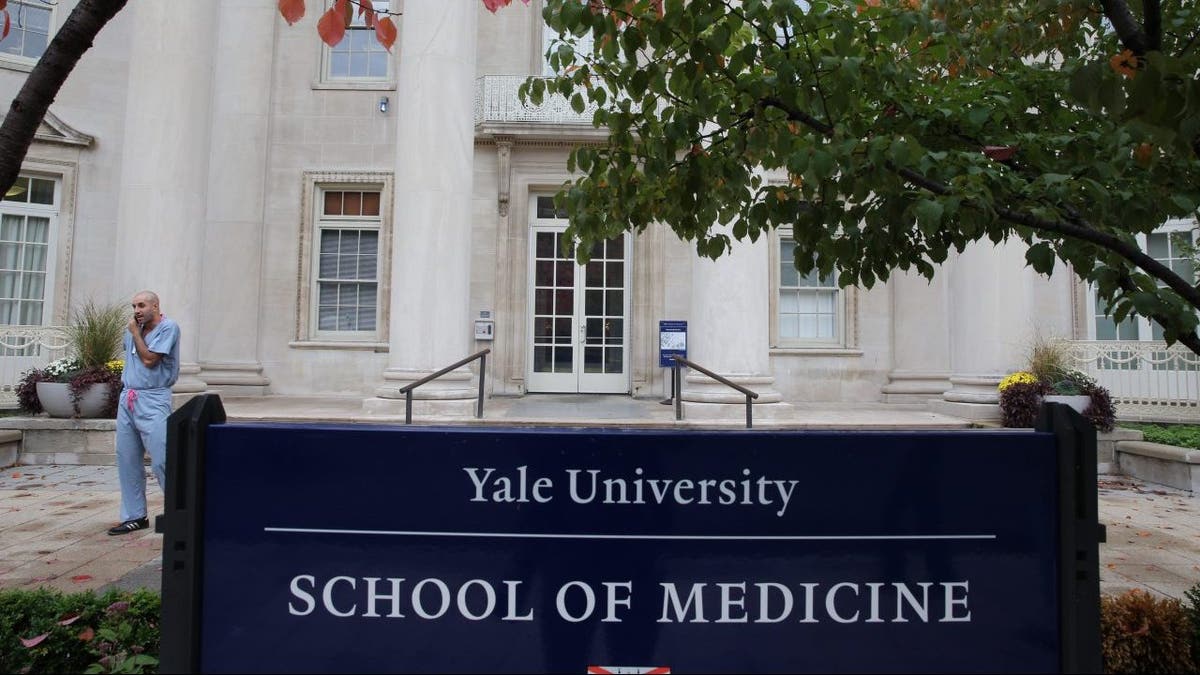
(121, 316, 180, 390)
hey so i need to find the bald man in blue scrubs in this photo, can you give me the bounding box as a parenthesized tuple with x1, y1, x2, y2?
(108, 290, 180, 535)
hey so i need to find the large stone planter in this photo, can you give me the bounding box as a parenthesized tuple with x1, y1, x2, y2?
(36, 381, 111, 418)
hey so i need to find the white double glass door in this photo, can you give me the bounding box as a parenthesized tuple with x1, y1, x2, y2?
(526, 219, 630, 394)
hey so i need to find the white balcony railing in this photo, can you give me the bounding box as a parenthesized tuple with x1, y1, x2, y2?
(474, 75, 599, 126)
(0, 325, 69, 407)
(1066, 340, 1200, 421)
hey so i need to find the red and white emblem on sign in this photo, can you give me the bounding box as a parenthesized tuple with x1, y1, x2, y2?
(585, 662, 672, 667)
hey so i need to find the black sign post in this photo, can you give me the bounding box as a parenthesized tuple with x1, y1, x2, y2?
(159, 398, 1102, 673)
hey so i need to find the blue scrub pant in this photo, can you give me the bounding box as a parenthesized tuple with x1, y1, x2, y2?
(115, 387, 172, 522)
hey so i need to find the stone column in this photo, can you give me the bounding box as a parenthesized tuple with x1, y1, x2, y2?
(930, 240, 1037, 420)
(681, 225, 787, 419)
(196, 0, 274, 396)
(364, 1, 478, 415)
(882, 269, 951, 403)
(113, 0, 217, 394)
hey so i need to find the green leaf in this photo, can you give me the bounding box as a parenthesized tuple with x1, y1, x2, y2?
(1025, 242, 1055, 275)
(913, 199, 943, 235)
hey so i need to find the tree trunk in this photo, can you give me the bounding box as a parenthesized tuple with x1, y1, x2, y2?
(0, 0, 128, 197)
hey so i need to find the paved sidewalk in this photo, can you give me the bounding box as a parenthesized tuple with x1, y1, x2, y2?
(0, 466, 1197, 600)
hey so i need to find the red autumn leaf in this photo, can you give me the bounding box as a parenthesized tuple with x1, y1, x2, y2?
(277, 0, 304, 26)
(20, 632, 49, 648)
(375, 16, 397, 52)
(482, 0, 511, 13)
(70, 574, 93, 583)
(57, 613, 80, 626)
(78, 626, 95, 642)
(1, 11, 9, 41)
(317, 7, 346, 47)
(359, 0, 375, 29)
(10, 472, 18, 478)
(982, 145, 1017, 161)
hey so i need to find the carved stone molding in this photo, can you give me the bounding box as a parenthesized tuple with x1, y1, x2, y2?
(495, 136, 514, 217)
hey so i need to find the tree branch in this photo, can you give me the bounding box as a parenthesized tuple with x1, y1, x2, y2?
(0, 0, 129, 197)
(1100, 0, 1151, 55)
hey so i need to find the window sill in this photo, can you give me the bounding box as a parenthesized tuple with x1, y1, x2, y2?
(289, 340, 389, 352)
(311, 80, 396, 91)
(0, 57, 35, 73)
(770, 347, 863, 357)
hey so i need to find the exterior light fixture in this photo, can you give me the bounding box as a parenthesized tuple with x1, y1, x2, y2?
(379, 96, 389, 114)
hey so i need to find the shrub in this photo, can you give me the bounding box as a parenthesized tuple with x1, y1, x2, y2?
(1187, 583, 1200, 670)
(1082, 380, 1116, 432)
(999, 380, 1047, 428)
(1121, 423, 1200, 450)
(1100, 589, 1198, 674)
(0, 588, 159, 674)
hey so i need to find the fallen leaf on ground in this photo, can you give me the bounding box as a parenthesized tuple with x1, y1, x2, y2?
(1136, 531, 1151, 537)
(10, 472, 19, 478)
(57, 613, 80, 626)
(70, 574, 92, 583)
(20, 633, 49, 648)
(77, 626, 94, 642)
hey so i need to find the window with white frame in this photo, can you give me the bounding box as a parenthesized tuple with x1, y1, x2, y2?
(1090, 220, 1197, 342)
(313, 187, 382, 337)
(775, 234, 841, 345)
(0, 1, 51, 66)
(0, 175, 57, 326)
(319, 0, 393, 85)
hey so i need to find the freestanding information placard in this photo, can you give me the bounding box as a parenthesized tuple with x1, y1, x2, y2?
(158, 396, 1101, 674)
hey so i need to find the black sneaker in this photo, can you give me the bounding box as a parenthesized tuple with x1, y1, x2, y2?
(107, 517, 149, 536)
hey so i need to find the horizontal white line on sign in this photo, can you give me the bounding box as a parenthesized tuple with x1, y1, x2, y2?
(262, 528, 997, 541)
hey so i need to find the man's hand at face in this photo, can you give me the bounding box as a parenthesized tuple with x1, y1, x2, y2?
(128, 317, 142, 335)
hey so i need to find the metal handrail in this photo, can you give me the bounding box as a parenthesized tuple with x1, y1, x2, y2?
(670, 355, 759, 428)
(397, 349, 491, 424)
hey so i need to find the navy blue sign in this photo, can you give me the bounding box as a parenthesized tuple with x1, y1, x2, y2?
(199, 425, 1059, 674)
(658, 320, 687, 367)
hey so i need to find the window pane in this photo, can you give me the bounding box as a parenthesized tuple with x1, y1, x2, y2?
(319, 253, 338, 278)
(323, 191, 343, 216)
(330, 52, 350, 77)
(18, 301, 41, 325)
(584, 347, 603, 373)
(361, 191, 381, 216)
(25, 216, 48, 243)
(606, 261, 622, 285)
(0, 300, 14, 324)
(320, 229, 339, 253)
(359, 230, 378, 254)
(1148, 232, 1169, 259)
(554, 347, 573, 373)
(605, 290, 622, 315)
(319, 284, 337, 305)
(0, 214, 21, 240)
(2, 178, 28, 203)
(536, 232, 554, 258)
(533, 346, 553, 372)
(535, 289, 552, 314)
(0, 271, 16, 297)
(339, 230, 360, 255)
(21, 30, 46, 59)
(0, 243, 18, 270)
(349, 51, 368, 77)
(359, 254, 377, 279)
(26, 6, 50, 32)
(779, 290, 798, 314)
(23, 243, 45, 272)
(317, 303, 337, 330)
(798, 314, 817, 338)
(343, 192, 362, 216)
(26, 178, 53, 205)
(368, 51, 389, 77)
(779, 315, 799, 339)
(21, 272, 43, 299)
(605, 347, 623, 373)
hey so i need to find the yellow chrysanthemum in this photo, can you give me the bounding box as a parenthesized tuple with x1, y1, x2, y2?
(998, 371, 1038, 392)
(105, 359, 124, 374)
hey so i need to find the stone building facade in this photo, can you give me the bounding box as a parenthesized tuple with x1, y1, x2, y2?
(0, 0, 1096, 419)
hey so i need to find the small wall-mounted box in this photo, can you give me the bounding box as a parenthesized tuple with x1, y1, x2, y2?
(475, 310, 494, 340)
